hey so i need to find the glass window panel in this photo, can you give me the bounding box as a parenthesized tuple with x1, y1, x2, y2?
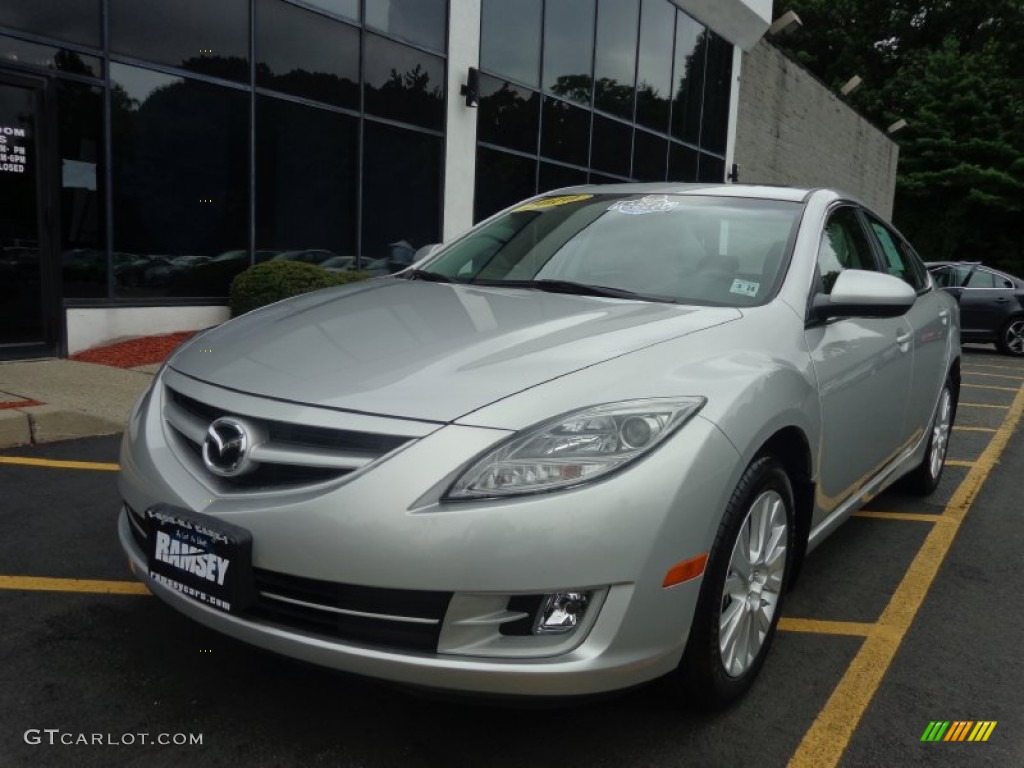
(700, 32, 733, 154)
(110, 0, 249, 83)
(697, 153, 725, 182)
(0, 35, 102, 77)
(635, 0, 674, 132)
(671, 13, 705, 143)
(541, 97, 589, 167)
(111, 64, 248, 298)
(543, 0, 595, 106)
(364, 34, 445, 130)
(256, 96, 357, 265)
(365, 0, 447, 52)
(669, 141, 698, 181)
(590, 114, 632, 177)
(593, 0, 639, 119)
(539, 162, 588, 194)
(632, 129, 667, 181)
(256, 0, 359, 110)
(474, 146, 536, 222)
(480, 0, 541, 87)
(300, 0, 359, 23)
(362, 122, 442, 262)
(477, 75, 539, 154)
(57, 81, 106, 299)
(0, 0, 100, 48)
(589, 171, 629, 184)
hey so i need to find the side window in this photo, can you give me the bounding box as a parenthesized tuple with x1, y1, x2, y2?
(816, 206, 876, 294)
(867, 218, 926, 291)
(966, 269, 996, 289)
(931, 267, 955, 287)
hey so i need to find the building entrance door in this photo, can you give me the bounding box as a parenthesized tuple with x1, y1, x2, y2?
(0, 71, 57, 360)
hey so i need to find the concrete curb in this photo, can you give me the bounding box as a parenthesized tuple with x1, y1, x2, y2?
(0, 406, 122, 449)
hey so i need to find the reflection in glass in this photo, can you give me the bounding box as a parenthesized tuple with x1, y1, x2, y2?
(543, 0, 594, 106)
(256, 96, 357, 265)
(256, 0, 359, 110)
(635, 0, 674, 132)
(474, 147, 537, 222)
(539, 162, 587, 194)
(362, 121, 442, 262)
(593, 0, 639, 119)
(364, 34, 444, 130)
(477, 76, 539, 154)
(671, 14, 706, 144)
(111, 64, 248, 298)
(57, 82, 106, 299)
(669, 141, 698, 182)
(590, 114, 632, 177)
(0, 35, 102, 78)
(480, 0, 542, 87)
(632, 129, 667, 181)
(0, 0, 101, 48)
(697, 153, 725, 183)
(110, 0, 249, 83)
(541, 97, 589, 167)
(365, 0, 447, 52)
(301, 0, 359, 22)
(700, 33, 733, 154)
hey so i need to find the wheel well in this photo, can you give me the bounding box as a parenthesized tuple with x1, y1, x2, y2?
(761, 427, 814, 587)
(949, 356, 961, 418)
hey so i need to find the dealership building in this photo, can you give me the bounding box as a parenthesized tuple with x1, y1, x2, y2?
(2, 0, 893, 360)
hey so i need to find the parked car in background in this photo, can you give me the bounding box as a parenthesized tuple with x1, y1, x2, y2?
(119, 185, 959, 709)
(927, 261, 1024, 356)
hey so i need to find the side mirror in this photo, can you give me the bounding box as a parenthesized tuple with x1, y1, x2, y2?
(811, 269, 916, 322)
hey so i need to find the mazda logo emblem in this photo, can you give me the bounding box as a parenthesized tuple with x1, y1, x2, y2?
(202, 417, 255, 477)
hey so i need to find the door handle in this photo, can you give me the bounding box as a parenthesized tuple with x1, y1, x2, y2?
(995, 297, 1011, 303)
(896, 330, 912, 352)
(938, 309, 949, 326)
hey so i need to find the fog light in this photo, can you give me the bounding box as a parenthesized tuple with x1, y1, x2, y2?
(534, 591, 591, 634)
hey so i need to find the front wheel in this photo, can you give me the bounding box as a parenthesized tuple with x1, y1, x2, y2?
(671, 454, 794, 710)
(996, 316, 1024, 356)
(900, 380, 955, 496)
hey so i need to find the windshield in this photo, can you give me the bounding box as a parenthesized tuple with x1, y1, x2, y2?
(419, 193, 802, 306)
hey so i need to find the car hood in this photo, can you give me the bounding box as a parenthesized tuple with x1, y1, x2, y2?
(169, 279, 741, 422)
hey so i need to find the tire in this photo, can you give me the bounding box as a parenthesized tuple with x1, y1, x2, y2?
(996, 316, 1024, 356)
(899, 379, 956, 495)
(671, 454, 795, 710)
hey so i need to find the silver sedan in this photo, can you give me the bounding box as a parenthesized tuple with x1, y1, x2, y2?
(118, 185, 960, 708)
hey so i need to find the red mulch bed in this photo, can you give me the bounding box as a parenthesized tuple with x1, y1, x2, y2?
(70, 331, 197, 369)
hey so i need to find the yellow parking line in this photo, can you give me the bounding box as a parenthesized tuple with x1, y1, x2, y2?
(0, 575, 149, 595)
(0, 456, 120, 471)
(953, 425, 996, 433)
(961, 383, 1020, 392)
(963, 363, 1024, 372)
(778, 618, 875, 637)
(944, 459, 974, 467)
(963, 371, 1024, 381)
(852, 511, 952, 524)
(788, 381, 1024, 768)
(958, 402, 1009, 409)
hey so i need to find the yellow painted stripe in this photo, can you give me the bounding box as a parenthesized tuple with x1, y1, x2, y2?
(980, 721, 997, 741)
(787, 382, 1024, 768)
(852, 511, 951, 524)
(953, 425, 996, 433)
(961, 383, 1019, 392)
(968, 722, 985, 742)
(964, 363, 1024, 372)
(0, 456, 120, 471)
(945, 459, 975, 467)
(958, 402, 1010, 409)
(0, 575, 149, 595)
(964, 371, 1024, 381)
(778, 618, 875, 637)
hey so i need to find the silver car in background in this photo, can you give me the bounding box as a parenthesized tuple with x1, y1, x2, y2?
(118, 185, 959, 708)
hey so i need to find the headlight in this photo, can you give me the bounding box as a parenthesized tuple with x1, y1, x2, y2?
(446, 398, 705, 499)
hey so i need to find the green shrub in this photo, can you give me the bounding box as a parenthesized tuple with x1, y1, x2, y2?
(229, 261, 372, 317)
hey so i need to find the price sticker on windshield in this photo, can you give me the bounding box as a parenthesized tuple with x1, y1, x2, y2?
(730, 279, 760, 298)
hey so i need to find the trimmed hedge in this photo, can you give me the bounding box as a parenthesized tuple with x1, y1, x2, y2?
(229, 261, 372, 317)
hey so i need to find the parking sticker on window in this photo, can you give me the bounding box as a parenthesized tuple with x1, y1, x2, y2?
(730, 279, 760, 298)
(608, 195, 679, 215)
(513, 194, 593, 212)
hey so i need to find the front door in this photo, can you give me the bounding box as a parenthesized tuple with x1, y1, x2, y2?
(0, 71, 56, 360)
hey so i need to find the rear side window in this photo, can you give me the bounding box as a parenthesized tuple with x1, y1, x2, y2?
(966, 269, 996, 289)
(816, 206, 876, 294)
(867, 218, 927, 291)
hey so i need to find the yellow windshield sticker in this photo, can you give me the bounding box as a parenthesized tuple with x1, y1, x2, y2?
(513, 194, 593, 212)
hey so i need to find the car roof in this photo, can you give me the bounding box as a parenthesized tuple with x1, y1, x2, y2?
(546, 182, 815, 203)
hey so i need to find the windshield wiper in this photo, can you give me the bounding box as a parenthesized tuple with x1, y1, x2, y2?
(529, 279, 677, 303)
(403, 268, 453, 283)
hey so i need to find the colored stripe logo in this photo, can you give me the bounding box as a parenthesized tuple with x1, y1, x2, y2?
(921, 721, 997, 742)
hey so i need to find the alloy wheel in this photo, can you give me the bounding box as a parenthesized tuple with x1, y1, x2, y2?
(1005, 319, 1024, 356)
(929, 387, 953, 479)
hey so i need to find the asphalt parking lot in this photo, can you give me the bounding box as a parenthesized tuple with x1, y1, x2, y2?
(1, 347, 1022, 768)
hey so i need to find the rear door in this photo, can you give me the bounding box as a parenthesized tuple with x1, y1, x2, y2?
(958, 267, 1018, 339)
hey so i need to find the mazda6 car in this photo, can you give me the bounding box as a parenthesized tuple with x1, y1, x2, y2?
(926, 261, 1024, 356)
(118, 184, 960, 708)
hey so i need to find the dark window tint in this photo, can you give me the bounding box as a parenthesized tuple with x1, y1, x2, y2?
(0, 0, 100, 48)
(480, 0, 541, 87)
(541, 97, 589, 167)
(0, 35, 102, 77)
(697, 153, 724, 182)
(928, 266, 955, 288)
(589, 171, 629, 184)
(868, 219, 926, 290)
(111, 64, 248, 298)
(474, 146, 536, 222)
(365, 0, 447, 52)
(669, 141, 698, 181)
(109, 0, 249, 83)
(364, 34, 444, 130)
(671, 14, 705, 143)
(817, 207, 875, 294)
(700, 33, 732, 154)
(632, 129, 667, 181)
(256, 0, 359, 110)
(57, 81, 106, 299)
(539, 162, 588, 193)
(477, 76, 539, 154)
(543, 0, 595, 106)
(593, 0, 639, 119)
(256, 96, 357, 262)
(590, 114, 632, 177)
(362, 121, 442, 260)
(301, 0, 359, 22)
(635, 0, 674, 132)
